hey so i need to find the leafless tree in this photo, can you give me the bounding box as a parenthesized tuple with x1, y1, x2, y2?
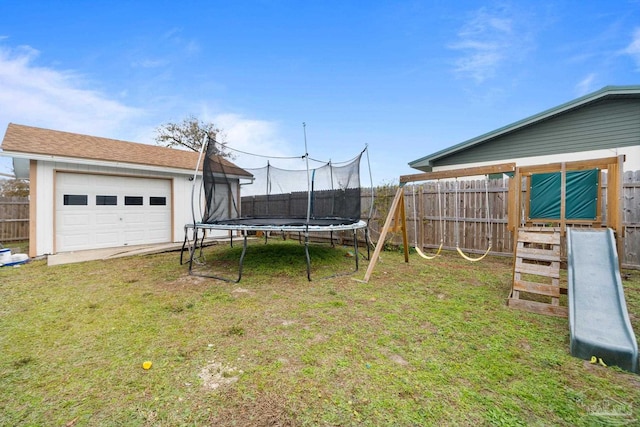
(154, 115, 231, 157)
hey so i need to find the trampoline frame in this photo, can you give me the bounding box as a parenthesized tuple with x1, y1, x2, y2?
(181, 219, 370, 282)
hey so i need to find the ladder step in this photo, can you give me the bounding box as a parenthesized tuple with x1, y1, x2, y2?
(507, 297, 568, 318)
(517, 230, 561, 245)
(516, 246, 560, 262)
(513, 279, 562, 297)
(514, 262, 560, 278)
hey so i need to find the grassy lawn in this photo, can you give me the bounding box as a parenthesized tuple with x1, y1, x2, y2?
(1, 240, 640, 426)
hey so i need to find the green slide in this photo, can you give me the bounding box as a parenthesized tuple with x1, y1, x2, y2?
(567, 228, 638, 373)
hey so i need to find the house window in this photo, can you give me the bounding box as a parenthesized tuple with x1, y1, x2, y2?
(124, 196, 144, 206)
(64, 194, 88, 205)
(149, 196, 167, 206)
(96, 195, 117, 206)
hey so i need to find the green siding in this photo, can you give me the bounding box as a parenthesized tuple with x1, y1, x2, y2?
(433, 98, 640, 167)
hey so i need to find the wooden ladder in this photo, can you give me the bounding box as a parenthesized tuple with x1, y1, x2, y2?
(507, 227, 567, 317)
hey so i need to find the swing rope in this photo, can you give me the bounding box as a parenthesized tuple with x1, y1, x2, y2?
(455, 178, 492, 262)
(412, 182, 443, 260)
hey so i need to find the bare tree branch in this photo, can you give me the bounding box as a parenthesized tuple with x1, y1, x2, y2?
(154, 115, 232, 157)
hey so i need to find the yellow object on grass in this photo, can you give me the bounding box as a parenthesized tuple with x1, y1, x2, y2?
(142, 361, 153, 370)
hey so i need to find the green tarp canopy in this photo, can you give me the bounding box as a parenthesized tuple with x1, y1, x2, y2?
(529, 169, 599, 220)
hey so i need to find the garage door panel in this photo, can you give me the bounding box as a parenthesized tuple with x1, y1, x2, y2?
(60, 233, 92, 250)
(61, 213, 91, 227)
(123, 230, 147, 244)
(95, 232, 119, 246)
(56, 173, 172, 252)
(124, 213, 146, 225)
(95, 213, 120, 226)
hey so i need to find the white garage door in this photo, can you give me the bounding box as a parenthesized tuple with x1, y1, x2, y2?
(56, 173, 172, 252)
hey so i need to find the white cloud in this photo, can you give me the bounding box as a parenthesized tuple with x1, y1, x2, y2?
(0, 45, 144, 138)
(575, 73, 597, 96)
(131, 58, 168, 68)
(209, 113, 305, 169)
(0, 43, 293, 178)
(449, 6, 533, 83)
(622, 27, 640, 70)
(0, 45, 149, 174)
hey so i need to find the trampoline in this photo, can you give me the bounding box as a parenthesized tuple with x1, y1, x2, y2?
(181, 132, 372, 282)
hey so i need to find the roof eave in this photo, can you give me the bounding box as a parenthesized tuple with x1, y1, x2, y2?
(409, 85, 640, 170)
(1, 151, 199, 176)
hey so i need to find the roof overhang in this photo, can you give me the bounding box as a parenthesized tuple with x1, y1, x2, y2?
(1, 150, 253, 182)
(0, 150, 197, 176)
(409, 85, 640, 172)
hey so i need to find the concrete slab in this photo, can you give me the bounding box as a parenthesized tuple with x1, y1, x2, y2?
(47, 242, 185, 266)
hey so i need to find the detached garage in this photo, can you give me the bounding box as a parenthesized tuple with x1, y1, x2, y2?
(0, 123, 251, 258)
(55, 173, 172, 252)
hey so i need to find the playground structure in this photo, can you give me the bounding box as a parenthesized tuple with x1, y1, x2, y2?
(363, 155, 625, 312)
(362, 162, 517, 282)
(362, 154, 638, 372)
(507, 156, 624, 316)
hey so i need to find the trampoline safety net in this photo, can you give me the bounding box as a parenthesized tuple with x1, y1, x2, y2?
(202, 140, 363, 226)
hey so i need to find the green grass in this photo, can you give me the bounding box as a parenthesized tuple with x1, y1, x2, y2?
(1, 240, 640, 426)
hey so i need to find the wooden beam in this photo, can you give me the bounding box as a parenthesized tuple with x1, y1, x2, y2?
(29, 160, 37, 259)
(610, 155, 625, 268)
(517, 156, 623, 175)
(560, 162, 566, 236)
(400, 162, 516, 183)
(399, 190, 409, 262)
(361, 186, 405, 283)
(506, 297, 568, 318)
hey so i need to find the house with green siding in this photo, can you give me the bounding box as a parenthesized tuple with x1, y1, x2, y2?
(409, 85, 640, 173)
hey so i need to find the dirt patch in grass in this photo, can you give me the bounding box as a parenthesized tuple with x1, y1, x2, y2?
(198, 359, 242, 390)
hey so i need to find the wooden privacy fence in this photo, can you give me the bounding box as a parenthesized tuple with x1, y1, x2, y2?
(621, 170, 640, 267)
(367, 179, 513, 256)
(0, 197, 29, 243)
(364, 171, 640, 269)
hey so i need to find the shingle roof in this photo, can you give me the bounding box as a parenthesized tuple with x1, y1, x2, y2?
(0, 123, 252, 177)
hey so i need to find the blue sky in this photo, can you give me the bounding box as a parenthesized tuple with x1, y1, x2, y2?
(1, 0, 639, 184)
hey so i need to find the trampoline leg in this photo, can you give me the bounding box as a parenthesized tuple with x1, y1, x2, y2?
(188, 230, 248, 283)
(236, 234, 248, 282)
(304, 234, 312, 281)
(187, 228, 199, 276)
(363, 227, 371, 260)
(180, 225, 190, 265)
(353, 229, 359, 272)
(181, 225, 201, 266)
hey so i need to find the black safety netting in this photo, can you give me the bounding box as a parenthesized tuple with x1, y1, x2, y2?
(201, 139, 364, 226)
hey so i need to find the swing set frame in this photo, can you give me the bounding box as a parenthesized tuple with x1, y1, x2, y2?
(361, 162, 516, 282)
(359, 155, 625, 284)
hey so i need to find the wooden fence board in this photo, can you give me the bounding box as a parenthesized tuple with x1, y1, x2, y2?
(0, 197, 29, 242)
(359, 172, 640, 268)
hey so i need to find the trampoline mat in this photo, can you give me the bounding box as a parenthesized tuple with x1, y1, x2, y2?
(211, 217, 359, 227)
